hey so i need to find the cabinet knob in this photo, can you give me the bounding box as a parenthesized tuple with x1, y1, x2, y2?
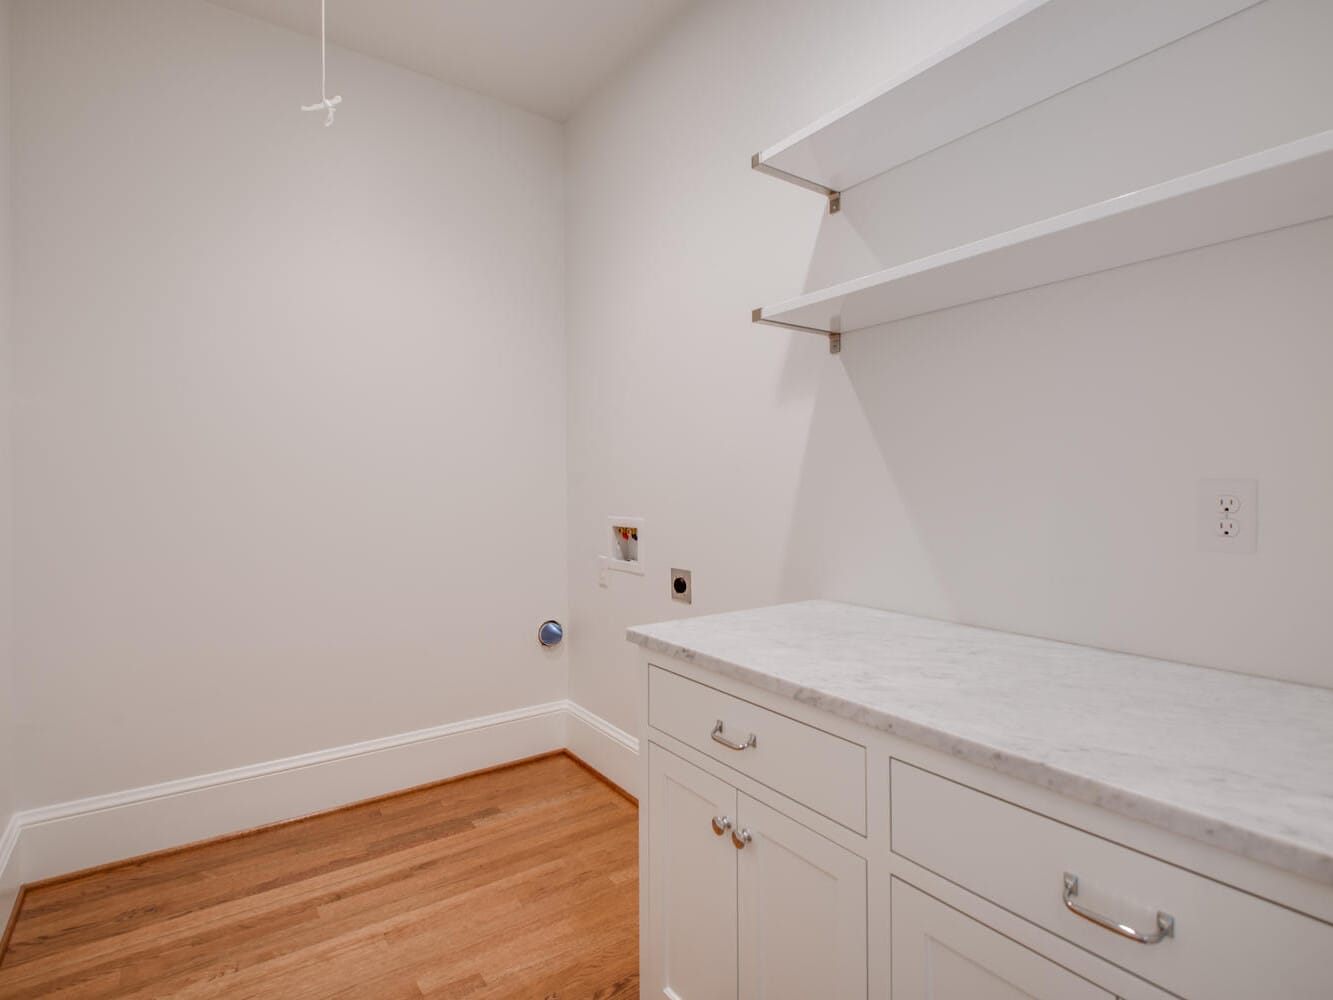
(711, 815, 733, 836)
(732, 828, 753, 850)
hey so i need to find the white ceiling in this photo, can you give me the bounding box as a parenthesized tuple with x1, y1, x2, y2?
(206, 0, 696, 121)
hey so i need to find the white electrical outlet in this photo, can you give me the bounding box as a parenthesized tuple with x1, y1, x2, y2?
(1198, 478, 1257, 553)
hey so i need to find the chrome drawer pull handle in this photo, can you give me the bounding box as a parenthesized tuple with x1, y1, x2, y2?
(711, 815, 733, 837)
(711, 719, 757, 751)
(1062, 873, 1174, 945)
(732, 828, 753, 850)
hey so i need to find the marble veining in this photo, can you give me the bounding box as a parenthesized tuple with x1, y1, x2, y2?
(628, 601, 1333, 885)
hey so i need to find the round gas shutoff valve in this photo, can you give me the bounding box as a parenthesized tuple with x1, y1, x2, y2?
(537, 620, 564, 647)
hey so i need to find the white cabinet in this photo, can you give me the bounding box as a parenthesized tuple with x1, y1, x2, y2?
(638, 655, 1333, 1000)
(645, 744, 738, 1000)
(891, 879, 1113, 1000)
(889, 761, 1333, 1000)
(645, 744, 867, 1000)
(738, 794, 867, 1000)
(649, 665, 867, 833)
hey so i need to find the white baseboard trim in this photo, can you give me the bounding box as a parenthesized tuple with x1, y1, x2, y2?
(0, 700, 638, 895)
(8, 702, 569, 889)
(0, 814, 20, 924)
(565, 700, 641, 800)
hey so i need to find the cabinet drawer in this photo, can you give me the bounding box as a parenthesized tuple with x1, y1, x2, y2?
(649, 666, 866, 833)
(890, 760, 1333, 999)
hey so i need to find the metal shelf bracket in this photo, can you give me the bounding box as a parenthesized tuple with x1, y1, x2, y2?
(752, 309, 843, 355)
(751, 153, 841, 214)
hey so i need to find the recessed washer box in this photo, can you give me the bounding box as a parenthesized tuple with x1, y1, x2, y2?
(607, 516, 644, 575)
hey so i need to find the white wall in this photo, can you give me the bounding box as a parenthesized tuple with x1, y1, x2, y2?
(565, 0, 1333, 741)
(0, 0, 17, 908)
(6, 0, 1332, 834)
(10, 0, 568, 808)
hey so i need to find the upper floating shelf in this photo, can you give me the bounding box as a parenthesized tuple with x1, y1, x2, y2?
(753, 130, 1333, 344)
(752, 0, 1265, 211)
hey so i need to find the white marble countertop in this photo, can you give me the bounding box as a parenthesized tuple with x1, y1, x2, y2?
(628, 600, 1333, 885)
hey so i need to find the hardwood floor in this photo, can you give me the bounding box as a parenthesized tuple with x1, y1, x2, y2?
(0, 753, 639, 999)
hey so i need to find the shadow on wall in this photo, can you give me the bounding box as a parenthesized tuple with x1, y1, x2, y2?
(781, 212, 1333, 687)
(773, 0, 1333, 683)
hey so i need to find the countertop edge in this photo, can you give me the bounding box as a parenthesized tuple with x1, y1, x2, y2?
(627, 627, 1333, 887)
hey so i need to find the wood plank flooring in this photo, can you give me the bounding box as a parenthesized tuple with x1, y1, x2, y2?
(0, 753, 639, 999)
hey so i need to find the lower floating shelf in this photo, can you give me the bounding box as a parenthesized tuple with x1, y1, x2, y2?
(754, 130, 1333, 350)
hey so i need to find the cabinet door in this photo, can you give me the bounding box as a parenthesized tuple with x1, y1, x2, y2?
(646, 744, 739, 1000)
(891, 879, 1113, 1000)
(736, 793, 867, 1000)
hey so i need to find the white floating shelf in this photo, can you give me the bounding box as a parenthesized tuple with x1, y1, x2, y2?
(754, 130, 1333, 346)
(753, 0, 1264, 210)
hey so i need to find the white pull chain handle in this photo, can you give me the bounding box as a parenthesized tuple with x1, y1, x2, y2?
(300, 0, 342, 126)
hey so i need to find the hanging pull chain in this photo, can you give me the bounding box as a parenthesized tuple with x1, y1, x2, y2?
(300, 0, 342, 126)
